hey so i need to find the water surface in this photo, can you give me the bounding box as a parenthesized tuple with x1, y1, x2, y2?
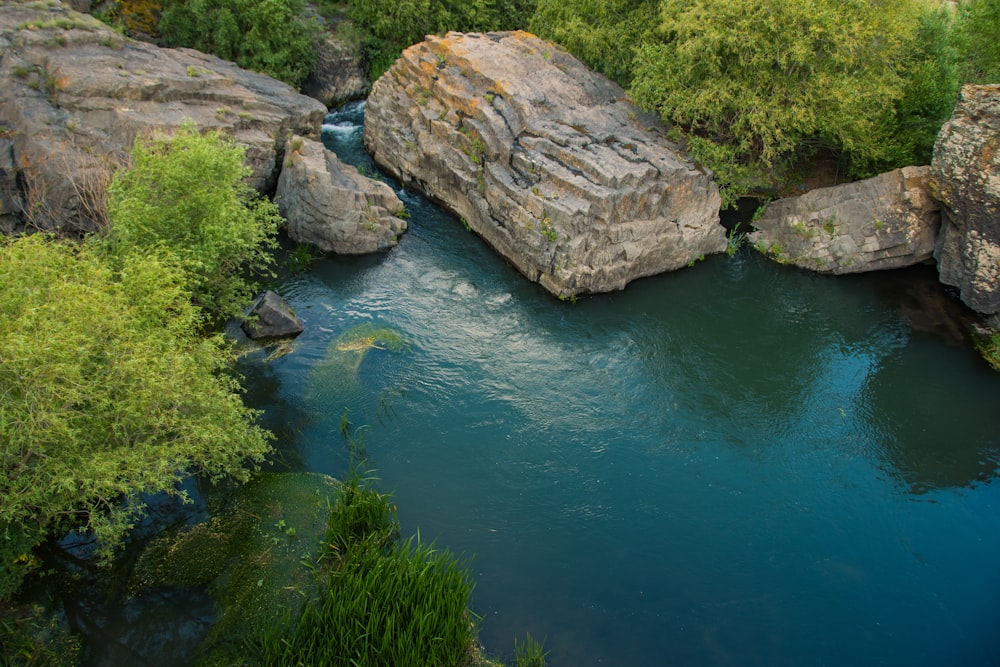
(242, 104, 1000, 667)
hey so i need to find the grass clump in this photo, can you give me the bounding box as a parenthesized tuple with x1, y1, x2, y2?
(257, 469, 478, 666)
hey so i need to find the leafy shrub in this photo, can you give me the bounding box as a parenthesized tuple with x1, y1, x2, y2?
(626, 0, 955, 203)
(0, 235, 272, 597)
(159, 0, 318, 86)
(104, 122, 280, 322)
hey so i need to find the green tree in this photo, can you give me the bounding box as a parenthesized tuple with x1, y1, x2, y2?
(104, 123, 280, 322)
(159, 0, 318, 86)
(347, 0, 536, 80)
(623, 0, 955, 203)
(529, 0, 656, 85)
(955, 0, 1000, 84)
(0, 235, 272, 599)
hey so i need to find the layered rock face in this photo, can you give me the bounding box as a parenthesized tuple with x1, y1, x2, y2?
(364, 31, 726, 296)
(748, 167, 940, 273)
(932, 84, 1000, 317)
(276, 136, 407, 254)
(0, 2, 326, 233)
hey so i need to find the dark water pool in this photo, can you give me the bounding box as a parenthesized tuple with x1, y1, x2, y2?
(229, 103, 1000, 666)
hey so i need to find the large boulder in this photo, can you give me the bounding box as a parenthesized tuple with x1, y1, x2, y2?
(932, 84, 1000, 317)
(748, 166, 940, 273)
(0, 2, 326, 233)
(275, 135, 407, 254)
(363, 31, 725, 297)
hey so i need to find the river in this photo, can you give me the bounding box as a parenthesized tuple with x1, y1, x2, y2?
(226, 103, 1000, 667)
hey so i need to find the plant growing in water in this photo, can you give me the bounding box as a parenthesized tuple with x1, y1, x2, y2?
(515, 633, 550, 667)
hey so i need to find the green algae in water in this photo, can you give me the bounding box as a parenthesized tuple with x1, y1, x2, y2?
(308, 322, 409, 413)
(131, 472, 340, 666)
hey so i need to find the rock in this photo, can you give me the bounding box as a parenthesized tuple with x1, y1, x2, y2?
(275, 135, 407, 254)
(931, 84, 1000, 316)
(363, 31, 725, 297)
(0, 135, 20, 234)
(0, 2, 327, 233)
(301, 31, 370, 107)
(242, 290, 304, 339)
(748, 166, 940, 273)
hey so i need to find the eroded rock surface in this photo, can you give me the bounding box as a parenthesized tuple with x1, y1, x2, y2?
(0, 2, 326, 233)
(748, 167, 940, 273)
(364, 31, 725, 296)
(932, 84, 1000, 316)
(275, 135, 407, 254)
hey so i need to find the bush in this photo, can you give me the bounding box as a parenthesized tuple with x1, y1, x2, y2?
(625, 0, 956, 203)
(0, 235, 272, 597)
(159, 0, 318, 86)
(104, 122, 280, 323)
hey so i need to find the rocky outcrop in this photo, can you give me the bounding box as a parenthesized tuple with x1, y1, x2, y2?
(748, 167, 940, 273)
(931, 84, 1000, 317)
(242, 290, 305, 339)
(363, 31, 725, 297)
(275, 136, 407, 254)
(301, 31, 369, 107)
(0, 2, 326, 233)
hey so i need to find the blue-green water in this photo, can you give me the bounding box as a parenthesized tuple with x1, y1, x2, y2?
(241, 104, 1000, 667)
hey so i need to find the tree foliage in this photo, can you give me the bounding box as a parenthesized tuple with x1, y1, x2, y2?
(529, 0, 656, 86)
(624, 0, 955, 202)
(158, 0, 318, 86)
(104, 123, 280, 323)
(346, 0, 536, 79)
(955, 0, 1000, 84)
(0, 235, 272, 598)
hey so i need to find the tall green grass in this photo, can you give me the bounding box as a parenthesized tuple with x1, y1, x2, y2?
(256, 471, 477, 666)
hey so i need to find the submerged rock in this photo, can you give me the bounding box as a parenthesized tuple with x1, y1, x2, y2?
(748, 167, 940, 273)
(0, 2, 326, 233)
(242, 290, 304, 339)
(131, 472, 339, 665)
(275, 135, 407, 254)
(932, 84, 1000, 317)
(363, 31, 726, 297)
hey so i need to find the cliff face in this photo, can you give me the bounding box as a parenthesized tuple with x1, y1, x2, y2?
(363, 31, 726, 297)
(0, 1, 327, 233)
(932, 84, 1000, 318)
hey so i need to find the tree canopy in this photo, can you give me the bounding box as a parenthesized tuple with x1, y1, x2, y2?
(158, 0, 318, 86)
(104, 123, 280, 323)
(0, 235, 272, 597)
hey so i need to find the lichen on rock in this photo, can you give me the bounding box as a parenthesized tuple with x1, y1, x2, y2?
(363, 31, 726, 297)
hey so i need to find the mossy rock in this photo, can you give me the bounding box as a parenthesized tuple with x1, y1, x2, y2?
(131, 472, 339, 665)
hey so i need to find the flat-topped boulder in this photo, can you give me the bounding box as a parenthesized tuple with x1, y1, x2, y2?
(932, 84, 1000, 317)
(275, 135, 407, 254)
(748, 166, 940, 273)
(0, 2, 326, 233)
(363, 31, 725, 297)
